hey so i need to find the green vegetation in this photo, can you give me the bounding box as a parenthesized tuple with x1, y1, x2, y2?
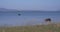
(0, 24, 60, 32)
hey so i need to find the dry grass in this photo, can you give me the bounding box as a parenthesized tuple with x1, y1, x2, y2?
(0, 24, 60, 32)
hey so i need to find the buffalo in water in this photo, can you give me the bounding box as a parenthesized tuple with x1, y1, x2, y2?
(45, 18, 51, 22)
(18, 14, 21, 16)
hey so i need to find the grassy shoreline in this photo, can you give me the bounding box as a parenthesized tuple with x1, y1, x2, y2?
(0, 24, 60, 32)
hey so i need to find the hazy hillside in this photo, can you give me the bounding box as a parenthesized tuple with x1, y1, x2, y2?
(0, 8, 20, 13)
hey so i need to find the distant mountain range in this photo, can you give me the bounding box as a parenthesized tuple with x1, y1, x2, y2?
(0, 8, 19, 11)
(0, 8, 20, 13)
(0, 8, 60, 12)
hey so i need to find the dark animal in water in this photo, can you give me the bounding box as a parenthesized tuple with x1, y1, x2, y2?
(45, 18, 51, 22)
(45, 18, 52, 25)
(18, 14, 21, 16)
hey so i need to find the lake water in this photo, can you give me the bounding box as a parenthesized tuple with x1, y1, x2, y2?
(0, 11, 60, 26)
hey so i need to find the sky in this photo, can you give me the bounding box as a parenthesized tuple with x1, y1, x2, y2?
(0, 0, 60, 11)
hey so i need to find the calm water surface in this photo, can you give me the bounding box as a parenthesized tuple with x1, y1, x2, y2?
(0, 11, 60, 26)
